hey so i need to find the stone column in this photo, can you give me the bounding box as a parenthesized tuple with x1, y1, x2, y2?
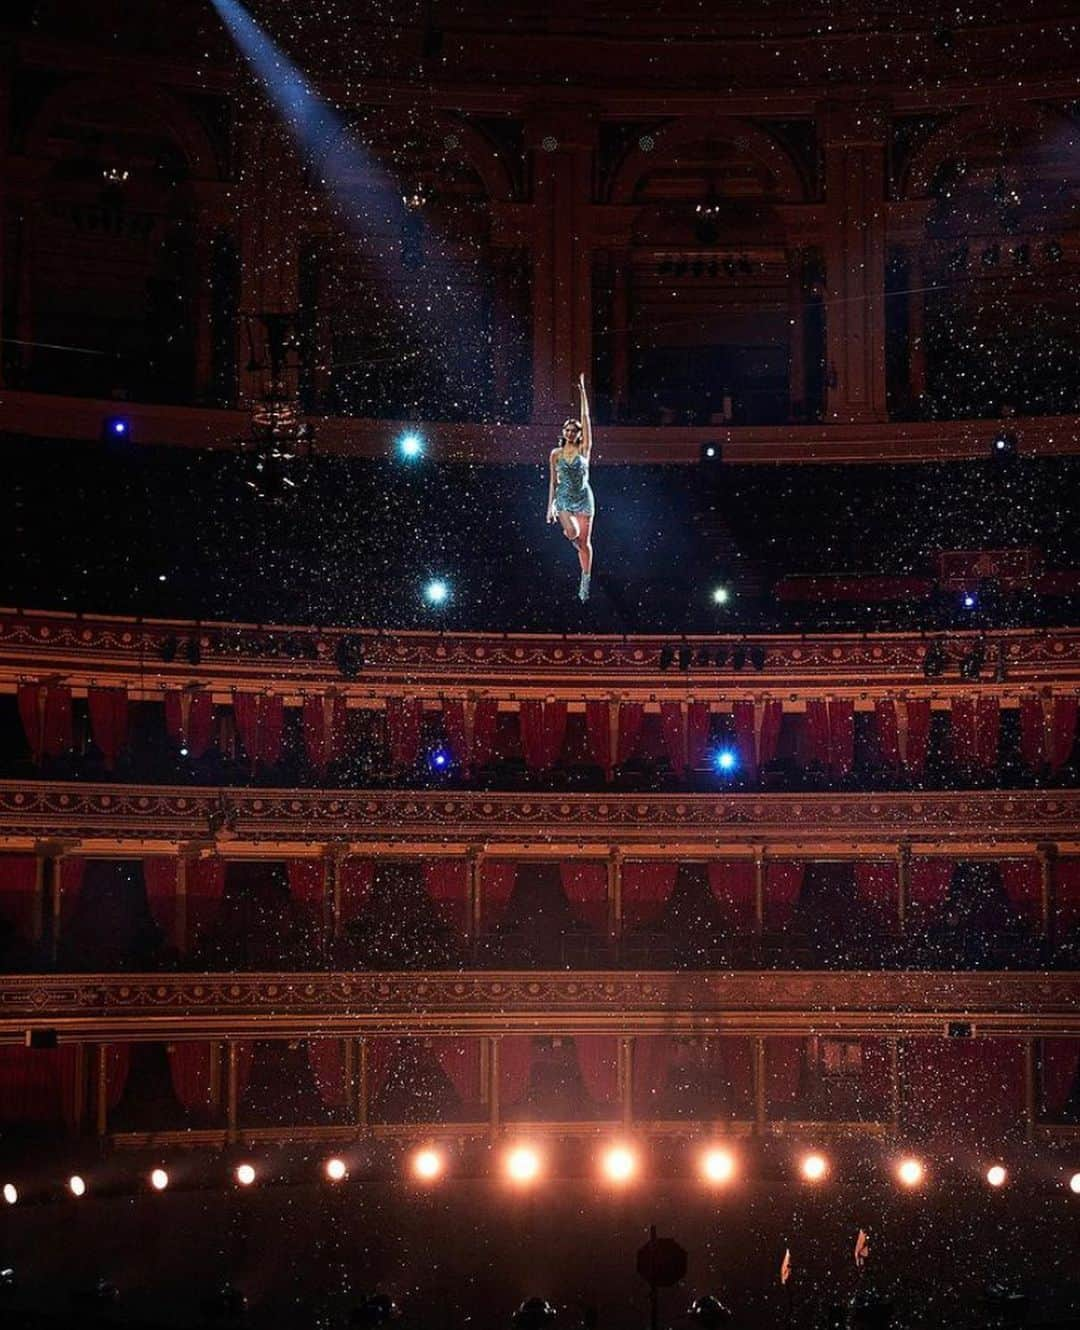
(525, 106, 597, 423)
(819, 100, 890, 423)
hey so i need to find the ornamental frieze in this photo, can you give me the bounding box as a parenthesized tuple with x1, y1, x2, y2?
(2, 610, 1080, 694)
(2, 782, 1080, 848)
(0, 971, 1075, 1039)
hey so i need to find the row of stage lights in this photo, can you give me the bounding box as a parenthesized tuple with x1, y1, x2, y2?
(5, 1151, 1080, 1203)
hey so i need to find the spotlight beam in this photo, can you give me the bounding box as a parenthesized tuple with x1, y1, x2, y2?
(209, 0, 480, 400)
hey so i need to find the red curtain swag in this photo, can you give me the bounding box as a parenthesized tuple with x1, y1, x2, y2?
(302, 694, 348, 772)
(0, 1044, 81, 1126)
(480, 861, 517, 931)
(443, 698, 499, 774)
(575, 1036, 619, 1104)
(143, 858, 179, 943)
(164, 690, 215, 758)
(232, 692, 284, 771)
(803, 699, 854, 777)
(765, 861, 806, 932)
(520, 700, 568, 771)
(0, 855, 39, 945)
(733, 700, 783, 779)
(385, 698, 423, 769)
(707, 861, 756, 934)
(167, 1042, 218, 1117)
(950, 697, 1000, 770)
(424, 861, 469, 935)
(621, 861, 678, 931)
(87, 687, 129, 770)
(659, 702, 711, 777)
(17, 682, 73, 764)
(1019, 695, 1078, 774)
(904, 1038, 1025, 1137)
(874, 699, 931, 776)
(187, 857, 226, 953)
(908, 859, 954, 926)
(434, 1039, 482, 1104)
(559, 862, 609, 934)
(307, 1038, 348, 1108)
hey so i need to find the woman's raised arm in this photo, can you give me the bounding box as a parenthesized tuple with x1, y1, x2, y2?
(578, 373, 593, 458)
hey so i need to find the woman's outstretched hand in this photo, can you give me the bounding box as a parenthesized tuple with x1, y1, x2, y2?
(546, 505, 557, 524)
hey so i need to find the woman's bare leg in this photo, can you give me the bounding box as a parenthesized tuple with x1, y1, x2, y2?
(574, 514, 594, 574)
(557, 511, 580, 544)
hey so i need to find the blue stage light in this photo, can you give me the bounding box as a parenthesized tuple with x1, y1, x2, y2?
(430, 748, 451, 770)
(962, 593, 977, 609)
(399, 432, 424, 460)
(103, 416, 131, 441)
(713, 748, 737, 773)
(424, 579, 449, 606)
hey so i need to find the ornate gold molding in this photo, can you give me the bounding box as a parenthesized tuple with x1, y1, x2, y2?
(3, 609, 1080, 698)
(2, 781, 1079, 853)
(0, 970, 1076, 1039)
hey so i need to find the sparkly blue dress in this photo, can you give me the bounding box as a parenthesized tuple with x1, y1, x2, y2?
(553, 450, 595, 517)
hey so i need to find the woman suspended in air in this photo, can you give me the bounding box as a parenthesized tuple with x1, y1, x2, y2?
(547, 373, 595, 602)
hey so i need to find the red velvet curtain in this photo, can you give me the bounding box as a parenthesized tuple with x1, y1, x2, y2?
(575, 1036, 619, 1105)
(1000, 860, 1042, 931)
(707, 861, 756, 934)
(0, 855, 39, 945)
(302, 694, 348, 772)
(188, 857, 226, 954)
(765, 861, 805, 931)
(875, 700, 900, 768)
(803, 699, 855, 777)
(622, 861, 678, 930)
(307, 1038, 348, 1107)
(520, 700, 568, 770)
(340, 859, 375, 929)
(287, 861, 326, 945)
(167, 1042, 218, 1117)
(1020, 695, 1079, 773)
(232, 692, 284, 771)
(164, 690, 215, 758)
(434, 1039, 482, 1104)
(498, 1036, 534, 1107)
(424, 860, 469, 935)
(905, 1038, 1025, 1139)
(143, 858, 179, 943)
(951, 697, 1000, 770)
(659, 702, 710, 777)
(88, 687, 129, 770)
(443, 699, 498, 774)
(17, 682, 73, 764)
(481, 861, 518, 931)
(909, 859, 953, 926)
(0, 1045, 80, 1126)
(385, 698, 423, 769)
(1042, 1039, 1080, 1116)
(560, 862, 609, 934)
(733, 700, 783, 779)
(618, 703, 645, 764)
(854, 862, 900, 936)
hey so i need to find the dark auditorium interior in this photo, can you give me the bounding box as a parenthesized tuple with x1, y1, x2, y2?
(2, 2, 1080, 1328)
